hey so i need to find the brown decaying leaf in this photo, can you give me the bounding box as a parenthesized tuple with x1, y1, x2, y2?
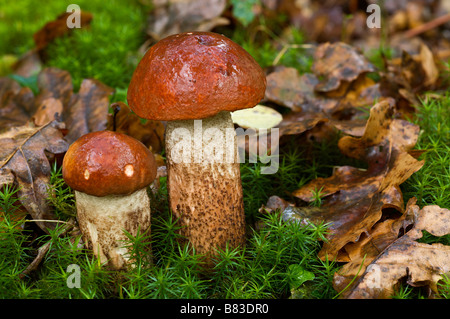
(0, 67, 114, 143)
(107, 101, 165, 153)
(33, 11, 93, 52)
(62, 78, 114, 144)
(0, 86, 36, 130)
(265, 68, 323, 112)
(0, 68, 116, 233)
(146, 0, 228, 40)
(265, 42, 382, 139)
(379, 43, 440, 115)
(312, 42, 376, 93)
(339, 200, 450, 299)
(290, 100, 424, 261)
(0, 121, 69, 232)
(11, 49, 42, 78)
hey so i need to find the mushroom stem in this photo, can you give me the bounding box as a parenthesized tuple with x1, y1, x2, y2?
(165, 111, 246, 261)
(75, 187, 151, 269)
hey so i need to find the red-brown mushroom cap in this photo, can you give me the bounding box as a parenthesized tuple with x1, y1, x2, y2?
(62, 131, 157, 197)
(127, 31, 267, 121)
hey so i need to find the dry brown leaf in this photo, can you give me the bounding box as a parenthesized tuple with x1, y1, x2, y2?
(0, 121, 69, 232)
(36, 67, 73, 107)
(290, 100, 424, 261)
(339, 201, 450, 299)
(0, 86, 36, 130)
(0, 68, 113, 142)
(312, 42, 376, 93)
(418, 43, 439, 87)
(62, 78, 114, 144)
(146, 0, 228, 40)
(33, 11, 93, 52)
(32, 97, 64, 126)
(265, 67, 337, 113)
(107, 101, 165, 153)
(11, 49, 42, 78)
(333, 197, 417, 294)
(379, 43, 441, 115)
(265, 64, 381, 135)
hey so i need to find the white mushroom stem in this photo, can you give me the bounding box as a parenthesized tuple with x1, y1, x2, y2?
(75, 187, 151, 269)
(165, 111, 246, 260)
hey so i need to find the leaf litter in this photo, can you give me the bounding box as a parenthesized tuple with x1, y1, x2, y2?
(1, 0, 450, 298)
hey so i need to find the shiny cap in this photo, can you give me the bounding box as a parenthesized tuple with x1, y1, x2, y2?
(127, 31, 266, 121)
(62, 131, 157, 197)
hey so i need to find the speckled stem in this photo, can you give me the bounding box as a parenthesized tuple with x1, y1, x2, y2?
(165, 111, 246, 262)
(75, 188, 151, 269)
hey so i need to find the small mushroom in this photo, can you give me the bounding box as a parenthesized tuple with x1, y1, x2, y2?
(127, 32, 266, 261)
(62, 131, 157, 269)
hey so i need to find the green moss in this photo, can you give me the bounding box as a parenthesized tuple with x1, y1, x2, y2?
(0, 0, 148, 91)
(231, 26, 313, 74)
(402, 94, 450, 209)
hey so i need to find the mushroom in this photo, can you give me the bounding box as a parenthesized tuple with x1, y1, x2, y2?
(62, 130, 157, 269)
(127, 31, 266, 261)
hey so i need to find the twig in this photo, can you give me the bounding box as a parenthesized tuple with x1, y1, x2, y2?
(19, 219, 75, 279)
(403, 13, 450, 38)
(272, 44, 316, 66)
(25, 219, 70, 224)
(19, 241, 51, 279)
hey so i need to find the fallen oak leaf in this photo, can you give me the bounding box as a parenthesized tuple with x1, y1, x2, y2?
(35, 67, 73, 107)
(0, 86, 36, 130)
(379, 43, 441, 115)
(107, 101, 165, 153)
(32, 97, 64, 126)
(312, 42, 376, 93)
(265, 67, 337, 113)
(0, 120, 69, 233)
(264, 66, 380, 140)
(0, 77, 21, 99)
(337, 99, 421, 161)
(0, 68, 71, 130)
(341, 202, 450, 299)
(33, 11, 93, 58)
(0, 68, 114, 142)
(146, 0, 228, 41)
(62, 78, 114, 144)
(333, 197, 417, 294)
(291, 100, 424, 261)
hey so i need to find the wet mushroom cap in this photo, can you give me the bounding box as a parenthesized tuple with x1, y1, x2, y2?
(62, 131, 157, 197)
(127, 31, 267, 121)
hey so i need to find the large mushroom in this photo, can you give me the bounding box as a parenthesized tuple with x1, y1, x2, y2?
(62, 130, 157, 269)
(127, 31, 266, 261)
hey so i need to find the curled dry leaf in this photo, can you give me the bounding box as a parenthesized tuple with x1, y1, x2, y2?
(0, 121, 69, 232)
(0, 68, 114, 143)
(265, 66, 381, 139)
(146, 0, 228, 40)
(36, 67, 114, 143)
(312, 42, 376, 93)
(290, 100, 424, 261)
(339, 200, 450, 299)
(33, 11, 93, 53)
(62, 78, 114, 144)
(379, 43, 440, 114)
(265, 67, 336, 113)
(0, 85, 36, 130)
(107, 101, 165, 153)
